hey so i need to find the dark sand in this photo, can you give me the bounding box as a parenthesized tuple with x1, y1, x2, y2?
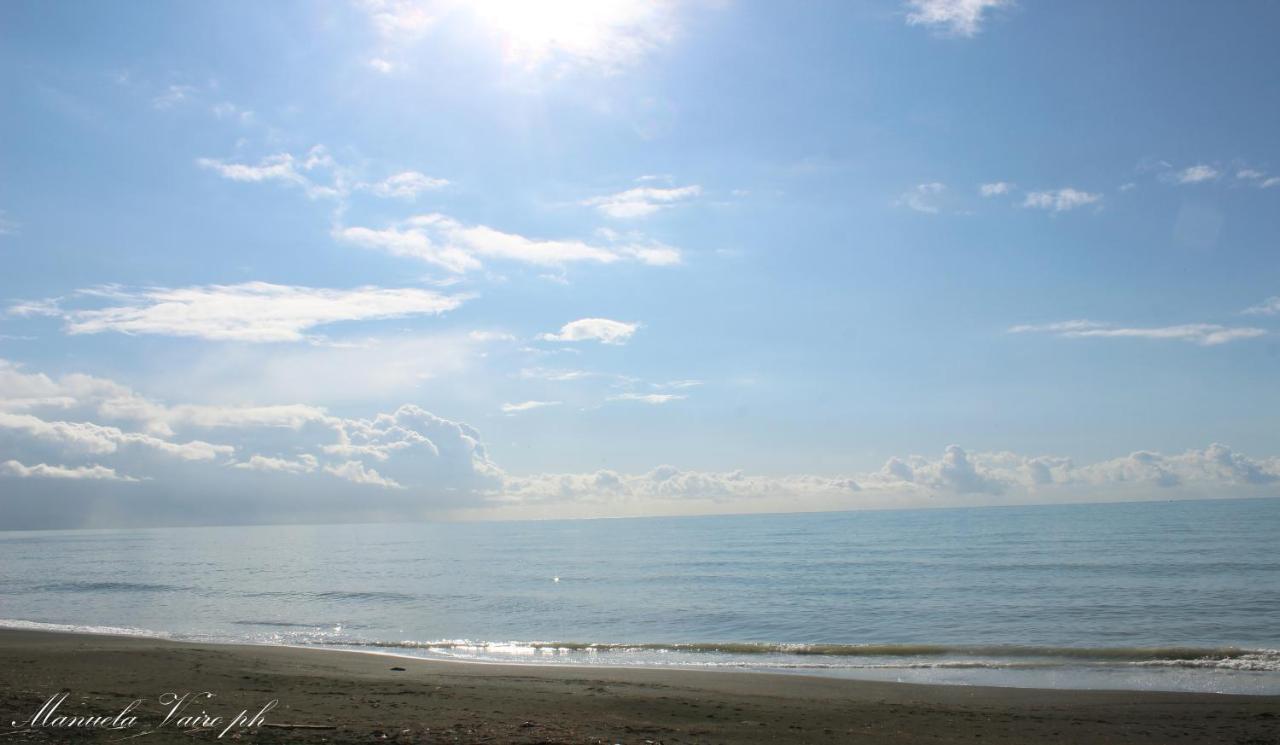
(1, 630, 1277, 744)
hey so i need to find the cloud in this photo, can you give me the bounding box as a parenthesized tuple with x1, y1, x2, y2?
(152, 84, 196, 109)
(1236, 169, 1280, 189)
(1010, 319, 1266, 346)
(336, 214, 679, 273)
(367, 170, 449, 199)
(5, 359, 1280, 527)
(540, 318, 638, 345)
(979, 182, 1013, 197)
(1, 459, 140, 481)
(904, 0, 1011, 37)
(1021, 188, 1101, 212)
(232, 454, 319, 474)
(609, 393, 686, 404)
(16, 282, 465, 343)
(501, 400, 562, 414)
(897, 182, 946, 214)
(1243, 297, 1280, 316)
(469, 330, 517, 342)
(583, 185, 701, 218)
(1174, 164, 1220, 184)
(324, 460, 404, 489)
(197, 146, 342, 200)
(0, 210, 19, 236)
(0, 411, 232, 460)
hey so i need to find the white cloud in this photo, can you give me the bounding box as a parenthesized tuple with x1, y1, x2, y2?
(5, 360, 1280, 526)
(898, 182, 946, 214)
(1010, 320, 1266, 346)
(1236, 169, 1280, 189)
(1175, 164, 1220, 184)
(336, 214, 679, 273)
(232, 454, 319, 474)
(904, 0, 1011, 37)
(979, 181, 1013, 197)
(1, 459, 139, 481)
(469, 330, 517, 342)
(368, 57, 397, 73)
(0, 411, 232, 460)
(17, 282, 465, 343)
(197, 146, 341, 200)
(583, 185, 701, 218)
(367, 170, 449, 199)
(1243, 297, 1280, 316)
(1022, 188, 1102, 212)
(540, 318, 638, 345)
(501, 400, 562, 414)
(609, 393, 685, 404)
(324, 460, 404, 489)
(518, 367, 593, 381)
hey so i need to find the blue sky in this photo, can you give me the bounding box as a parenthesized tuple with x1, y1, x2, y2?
(3, 0, 1280, 528)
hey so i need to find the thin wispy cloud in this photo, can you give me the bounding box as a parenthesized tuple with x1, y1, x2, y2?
(898, 182, 946, 214)
(1, 459, 140, 481)
(336, 214, 680, 273)
(501, 400, 563, 414)
(1174, 164, 1220, 184)
(1021, 188, 1101, 212)
(1236, 168, 1280, 189)
(13, 282, 465, 343)
(904, 0, 1011, 37)
(540, 318, 638, 345)
(366, 170, 449, 199)
(583, 185, 701, 219)
(609, 392, 686, 405)
(1010, 320, 1266, 346)
(1243, 297, 1280, 316)
(197, 147, 342, 200)
(979, 182, 1014, 197)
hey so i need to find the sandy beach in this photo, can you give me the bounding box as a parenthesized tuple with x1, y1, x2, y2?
(0, 629, 1276, 744)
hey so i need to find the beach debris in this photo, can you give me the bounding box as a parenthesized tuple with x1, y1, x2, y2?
(389, 666, 406, 671)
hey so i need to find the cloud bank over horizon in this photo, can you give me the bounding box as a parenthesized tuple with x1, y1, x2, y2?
(2, 358, 1277, 529)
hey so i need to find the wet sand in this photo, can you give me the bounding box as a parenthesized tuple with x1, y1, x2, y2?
(1, 629, 1277, 743)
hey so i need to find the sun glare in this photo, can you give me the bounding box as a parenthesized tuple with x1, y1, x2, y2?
(466, 0, 669, 69)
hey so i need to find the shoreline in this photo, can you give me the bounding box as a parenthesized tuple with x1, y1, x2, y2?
(2, 629, 1278, 744)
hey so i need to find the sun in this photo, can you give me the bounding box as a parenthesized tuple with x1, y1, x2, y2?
(465, 0, 671, 70)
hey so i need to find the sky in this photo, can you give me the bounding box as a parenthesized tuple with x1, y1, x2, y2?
(2, 0, 1280, 529)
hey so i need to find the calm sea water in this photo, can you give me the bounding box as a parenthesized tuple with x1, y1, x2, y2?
(2, 498, 1278, 693)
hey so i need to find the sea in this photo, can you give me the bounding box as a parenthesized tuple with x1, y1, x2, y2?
(2, 497, 1278, 694)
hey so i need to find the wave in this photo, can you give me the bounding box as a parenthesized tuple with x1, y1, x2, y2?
(303, 639, 1280, 671)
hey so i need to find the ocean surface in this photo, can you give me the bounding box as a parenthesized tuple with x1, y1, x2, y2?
(2, 498, 1279, 694)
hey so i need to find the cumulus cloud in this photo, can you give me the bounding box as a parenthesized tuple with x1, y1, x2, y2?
(540, 318, 638, 345)
(904, 0, 1011, 37)
(324, 460, 404, 489)
(501, 400, 562, 414)
(5, 360, 1280, 527)
(1009, 320, 1266, 346)
(1, 459, 140, 481)
(1022, 188, 1101, 212)
(13, 282, 464, 343)
(979, 181, 1013, 197)
(583, 185, 701, 218)
(336, 214, 679, 273)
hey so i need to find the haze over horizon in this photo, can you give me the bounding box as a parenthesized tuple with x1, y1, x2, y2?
(3, 0, 1280, 529)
